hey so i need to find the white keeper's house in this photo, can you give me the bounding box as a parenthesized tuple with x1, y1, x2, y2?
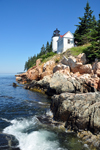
(52, 28, 74, 54)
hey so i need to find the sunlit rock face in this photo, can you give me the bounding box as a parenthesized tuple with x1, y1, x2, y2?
(51, 92, 100, 134)
(93, 61, 100, 77)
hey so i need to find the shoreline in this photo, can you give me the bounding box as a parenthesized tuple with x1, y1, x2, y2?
(15, 79, 100, 150)
(15, 53, 100, 149)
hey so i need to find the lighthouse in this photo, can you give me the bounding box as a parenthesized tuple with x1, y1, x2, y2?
(52, 28, 60, 52)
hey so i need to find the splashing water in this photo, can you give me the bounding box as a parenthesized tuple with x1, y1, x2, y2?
(3, 117, 66, 150)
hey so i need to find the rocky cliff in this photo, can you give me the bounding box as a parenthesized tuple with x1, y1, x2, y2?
(15, 53, 100, 149)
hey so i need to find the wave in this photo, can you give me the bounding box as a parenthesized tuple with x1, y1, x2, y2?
(3, 116, 67, 150)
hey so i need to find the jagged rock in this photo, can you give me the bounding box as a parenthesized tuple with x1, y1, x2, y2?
(50, 72, 75, 94)
(67, 56, 83, 73)
(78, 131, 100, 148)
(61, 54, 89, 74)
(49, 72, 93, 94)
(78, 64, 92, 74)
(37, 75, 51, 88)
(53, 64, 70, 73)
(61, 56, 68, 65)
(36, 59, 41, 66)
(27, 65, 43, 81)
(16, 76, 22, 82)
(27, 68, 39, 80)
(76, 53, 86, 64)
(24, 71, 96, 95)
(51, 92, 100, 134)
(43, 60, 55, 72)
(40, 71, 53, 80)
(13, 82, 18, 87)
(92, 61, 100, 77)
(27, 66, 36, 73)
(0, 133, 19, 150)
(86, 76, 100, 90)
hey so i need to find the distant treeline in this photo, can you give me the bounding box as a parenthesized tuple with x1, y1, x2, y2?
(24, 41, 55, 71)
(74, 2, 100, 62)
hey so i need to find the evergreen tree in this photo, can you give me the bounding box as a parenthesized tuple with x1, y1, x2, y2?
(48, 41, 52, 52)
(84, 14, 100, 62)
(74, 2, 95, 45)
(40, 44, 46, 55)
(24, 41, 54, 71)
(45, 41, 50, 53)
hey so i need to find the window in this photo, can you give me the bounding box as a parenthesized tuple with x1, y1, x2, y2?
(68, 39, 70, 44)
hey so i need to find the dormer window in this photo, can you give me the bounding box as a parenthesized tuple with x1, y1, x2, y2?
(68, 39, 70, 44)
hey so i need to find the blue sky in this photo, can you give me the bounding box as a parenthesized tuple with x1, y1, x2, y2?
(0, 0, 100, 73)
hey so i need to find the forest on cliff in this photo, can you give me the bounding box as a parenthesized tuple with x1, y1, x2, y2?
(24, 2, 100, 71)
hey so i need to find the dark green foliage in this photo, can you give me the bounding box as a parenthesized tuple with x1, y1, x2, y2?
(40, 44, 46, 55)
(45, 41, 50, 53)
(24, 41, 53, 71)
(24, 55, 37, 71)
(83, 14, 100, 62)
(45, 41, 52, 53)
(40, 52, 56, 61)
(74, 2, 97, 46)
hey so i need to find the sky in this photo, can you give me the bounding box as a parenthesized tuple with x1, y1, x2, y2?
(0, 0, 100, 73)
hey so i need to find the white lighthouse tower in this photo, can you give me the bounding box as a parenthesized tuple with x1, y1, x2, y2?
(52, 28, 60, 52)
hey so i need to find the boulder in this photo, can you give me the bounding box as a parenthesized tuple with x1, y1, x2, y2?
(16, 76, 22, 82)
(15, 72, 28, 83)
(76, 53, 86, 64)
(78, 131, 100, 148)
(86, 76, 100, 90)
(0, 133, 19, 150)
(27, 68, 39, 80)
(38, 75, 51, 87)
(68, 56, 83, 73)
(96, 62, 100, 77)
(51, 92, 100, 134)
(40, 71, 53, 80)
(61, 54, 88, 74)
(50, 72, 75, 94)
(43, 60, 55, 72)
(53, 64, 70, 73)
(49, 72, 93, 94)
(36, 59, 41, 66)
(13, 82, 18, 87)
(92, 62, 100, 77)
(61, 56, 68, 65)
(78, 64, 92, 74)
(27, 66, 36, 73)
(27, 64, 43, 81)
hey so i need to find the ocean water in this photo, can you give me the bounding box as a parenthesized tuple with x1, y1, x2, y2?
(0, 74, 90, 150)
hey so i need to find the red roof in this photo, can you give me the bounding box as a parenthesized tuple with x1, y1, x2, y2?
(60, 31, 68, 38)
(60, 35, 63, 38)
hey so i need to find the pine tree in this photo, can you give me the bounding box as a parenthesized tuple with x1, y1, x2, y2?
(84, 14, 100, 62)
(74, 2, 95, 45)
(45, 41, 50, 53)
(49, 41, 52, 52)
(40, 44, 46, 55)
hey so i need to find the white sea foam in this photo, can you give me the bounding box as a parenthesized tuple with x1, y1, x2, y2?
(0, 118, 11, 122)
(38, 101, 45, 105)
(46, 109, 53, 117)
(3, 116, 66, 150)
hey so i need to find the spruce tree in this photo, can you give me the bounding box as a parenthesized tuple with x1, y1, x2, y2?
(84, 14, 100, 62)
(74, 2, 95, 45)
(49, 41, 52, 52)
(45, 41, 50, 53)
(40, 44, 46, 55)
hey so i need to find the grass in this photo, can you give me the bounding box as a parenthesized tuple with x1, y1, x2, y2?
(39, 43, 91, 66)
(69, 43, 91, 57)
